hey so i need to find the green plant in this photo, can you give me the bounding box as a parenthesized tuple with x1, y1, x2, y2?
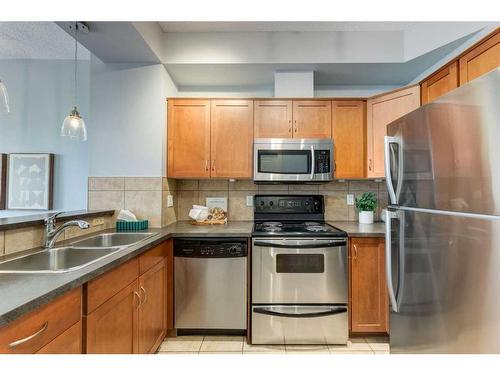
(355, 192, 377, 212)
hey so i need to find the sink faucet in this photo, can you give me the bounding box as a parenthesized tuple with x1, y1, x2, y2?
(44, 212, 90, 249)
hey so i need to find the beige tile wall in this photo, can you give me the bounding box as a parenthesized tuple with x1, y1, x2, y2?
(0, 215, 114, 256)
(87, 177, 177, 228)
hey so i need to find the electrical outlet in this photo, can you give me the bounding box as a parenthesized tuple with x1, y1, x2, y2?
(347, 194, 354, 206)
(167, 194, 174, 207)
(246, 196, 254, 207)
(92, 218, 105, 226)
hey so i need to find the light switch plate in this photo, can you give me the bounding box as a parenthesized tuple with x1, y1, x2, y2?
(167, 194, 174, 207)
(347, 194, 354, 206)
(246, 196, 253, 207)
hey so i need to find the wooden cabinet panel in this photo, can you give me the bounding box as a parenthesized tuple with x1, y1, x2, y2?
(421, 61, 458, 104)
(167, 99, 211, 178)
(139, 241, 168, 275)
(0, 287, 81, 354)
(85, 280, 139, 354)
(293, 100, 331, 138)
(37, 320, 82, 354)
(331, 101, 366, 179)
(138, 261, 166, 353)
(254, 100, 293, 138)
(210, 100, 253, 178)
(349, 237, 388, 333)
(85, 258, 139, 314)
(367, 86, 420, 178)
(459, 30, 500, 85)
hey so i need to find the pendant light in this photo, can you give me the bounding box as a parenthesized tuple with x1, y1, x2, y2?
(0, 79, 9, 114)
(61, 22, 87, 141)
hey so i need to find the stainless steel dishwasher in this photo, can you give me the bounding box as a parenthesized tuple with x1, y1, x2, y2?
(174, 238, 247, 334)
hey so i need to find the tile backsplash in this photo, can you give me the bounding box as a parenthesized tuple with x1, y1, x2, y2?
(87, 177, 388, 225)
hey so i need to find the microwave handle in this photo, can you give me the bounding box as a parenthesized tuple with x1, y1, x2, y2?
(310, 145, 315, 180)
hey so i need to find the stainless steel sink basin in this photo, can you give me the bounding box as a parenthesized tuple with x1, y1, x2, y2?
(71, 232, 156, 248)
(0, 246, 122, 274)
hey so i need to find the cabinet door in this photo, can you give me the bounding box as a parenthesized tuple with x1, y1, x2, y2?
(366, 86, 420, 178)
(459, 30, 500, 85)
(86, 281, 139, 354)
(350, 238, 388, 333)
(292, 100, 332, 138)
(254, 100, 293, 138)
(167, 99, 211, 178)
(37, 321, 82, 354)
(421, 61, 458, 104)
(138, 261, 166, 354)
(331, 101, 366, 179)
(210, 100, 253, 178)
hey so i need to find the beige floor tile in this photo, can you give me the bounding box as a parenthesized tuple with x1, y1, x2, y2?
(328, 338, 372, 352)
(286, 345, 329, 354)
(199, 351, 242, 354)
(157, 351, 199, 355)
(365, 337, 390, 351)
(200, 336, 244, 352)
(158, 336, 204, 352)
(243, 342, 285, 353)
(330, 350, 375, 355)
(374, 350, 390, 355)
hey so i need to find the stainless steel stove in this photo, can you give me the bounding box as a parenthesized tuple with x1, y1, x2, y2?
(251, 195, 348, 345)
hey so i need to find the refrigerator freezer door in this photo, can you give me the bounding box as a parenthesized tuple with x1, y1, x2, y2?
(389, 207, 500, 353)
(386, 69, 500, 216)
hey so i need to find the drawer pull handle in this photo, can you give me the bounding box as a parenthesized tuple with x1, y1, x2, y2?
(9, 322, 48, 348)
(140, 286, 147, 307)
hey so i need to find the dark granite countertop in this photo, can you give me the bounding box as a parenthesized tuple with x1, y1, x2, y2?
(0, 209, 115, 231)
(328, 221, 385, 237)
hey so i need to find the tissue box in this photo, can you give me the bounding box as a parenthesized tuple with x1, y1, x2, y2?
(116, 220, 149, 232)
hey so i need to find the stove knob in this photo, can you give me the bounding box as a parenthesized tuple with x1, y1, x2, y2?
(269, 201, 274, 206)
(260, 201, 265, 206)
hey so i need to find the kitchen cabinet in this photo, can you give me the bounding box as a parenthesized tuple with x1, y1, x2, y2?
(349, 237, 388, 334)
(331, 100, 366, 179)
(167, 99, 211, 178)
(211, 100, 254, 178)
(459, 29, 500, 85)
(366, 86, 420, 178)
(293, 100, 332, 138)
(421, 61, 459, 104)
(0, 287, 82, 354)
(36, 320, 82, 354)
(254, 100, 293, 138)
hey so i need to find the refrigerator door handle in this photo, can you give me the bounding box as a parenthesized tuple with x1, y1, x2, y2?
(384, 136, 403, 204)
(385, 210, 399, 312)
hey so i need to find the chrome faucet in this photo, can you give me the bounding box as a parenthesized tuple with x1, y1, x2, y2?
(44, 212, 90, 249)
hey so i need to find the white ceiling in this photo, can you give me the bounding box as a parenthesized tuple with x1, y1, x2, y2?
(0, 22, 90, 60)
(159, 21, 420, 33)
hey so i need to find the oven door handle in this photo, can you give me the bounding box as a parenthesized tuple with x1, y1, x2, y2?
(253, 306, 347, 318)
(253, 241, 346, 249)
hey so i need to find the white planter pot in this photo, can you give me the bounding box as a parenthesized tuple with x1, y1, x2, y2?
(359, 211, 374, 224)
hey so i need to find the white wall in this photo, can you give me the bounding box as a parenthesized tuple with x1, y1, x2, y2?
(0, 59, 90, 210)
(89, 58, 177, 177)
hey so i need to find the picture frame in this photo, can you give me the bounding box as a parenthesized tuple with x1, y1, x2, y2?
(7, 153, 54, 210)
(0, 154, 6, 210)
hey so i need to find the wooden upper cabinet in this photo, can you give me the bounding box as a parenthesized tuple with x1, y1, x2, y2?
(421, 61, 458, 104)
(293, 100, 332, 138)
(366, 86, 420, 178)
(350, 237, 388, 334)
(210, 100, 254, 178)
(254, 100, 293, 138)
(459, 30, 500, 85)
(167, 99, 211, 178)
(331, 101, 366, 179)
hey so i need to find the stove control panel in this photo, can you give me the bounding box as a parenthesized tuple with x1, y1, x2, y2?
(254, 195, 324, 214)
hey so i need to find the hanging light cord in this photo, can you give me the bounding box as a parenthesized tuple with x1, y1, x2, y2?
(74, 22, 78, 108)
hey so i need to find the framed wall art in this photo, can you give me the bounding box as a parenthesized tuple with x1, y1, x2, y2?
(7, 153, 54, 210)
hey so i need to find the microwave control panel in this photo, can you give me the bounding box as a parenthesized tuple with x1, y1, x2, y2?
(314, 150, 331, 173)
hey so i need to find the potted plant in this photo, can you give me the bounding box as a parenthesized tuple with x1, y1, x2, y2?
(355, 192, 377, 224)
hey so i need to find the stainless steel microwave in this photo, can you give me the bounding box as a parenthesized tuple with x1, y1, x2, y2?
(253, 138, 334, 183)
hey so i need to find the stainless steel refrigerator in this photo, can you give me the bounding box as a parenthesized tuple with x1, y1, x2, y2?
(385, 68, 500, 354)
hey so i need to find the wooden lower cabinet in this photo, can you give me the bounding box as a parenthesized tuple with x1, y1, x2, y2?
(349, 237, 388, 334)
(37, 320, 82, 354)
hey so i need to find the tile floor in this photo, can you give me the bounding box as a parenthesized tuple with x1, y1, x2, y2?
(157, 335, 390, 354)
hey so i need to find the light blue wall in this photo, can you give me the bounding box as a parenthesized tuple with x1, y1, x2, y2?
(0, 59, 90, 210)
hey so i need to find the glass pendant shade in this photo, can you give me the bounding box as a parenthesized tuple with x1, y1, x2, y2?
(0, 79, 10, 114)
(61, 106, 87, 141)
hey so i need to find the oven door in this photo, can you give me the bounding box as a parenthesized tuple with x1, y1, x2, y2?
(252, 238, 348, 304)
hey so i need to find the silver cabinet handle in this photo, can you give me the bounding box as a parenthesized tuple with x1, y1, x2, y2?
(204, 160, 209, 171)
(211, 160, 215, 172)
(9, 322, 48, 348)
(369, 158, 373, 171)
(140, 286, 147, 307)
(134, 291, 141, 310)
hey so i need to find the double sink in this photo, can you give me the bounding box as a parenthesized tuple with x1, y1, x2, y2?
(0, 232, 157, 274)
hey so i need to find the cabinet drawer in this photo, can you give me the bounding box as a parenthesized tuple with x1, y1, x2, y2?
(85, 258, 139, 313)
(139, 242, 167, 275)
(37, 320, 82, 354)
(0, 287, 82, 354)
